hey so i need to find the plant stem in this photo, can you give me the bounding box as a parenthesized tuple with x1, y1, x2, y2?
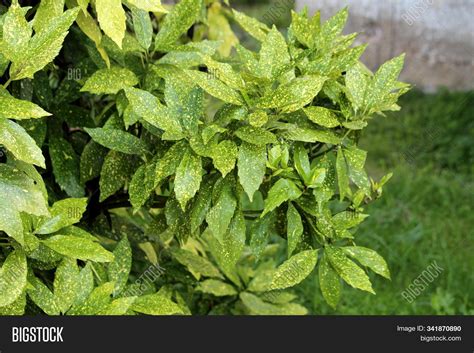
(3, 78, 11, 89)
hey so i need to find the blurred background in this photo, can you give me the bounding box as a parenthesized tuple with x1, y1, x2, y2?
(232, 0, 474, 315)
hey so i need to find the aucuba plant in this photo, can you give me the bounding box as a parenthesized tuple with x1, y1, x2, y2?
(0, 0, 409, 315)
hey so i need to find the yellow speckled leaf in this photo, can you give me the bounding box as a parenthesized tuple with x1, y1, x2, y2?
(81, 67, 139, 95)
(96, 0, 126, 48)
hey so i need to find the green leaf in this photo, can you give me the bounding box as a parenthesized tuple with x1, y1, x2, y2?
(342, 120, 367, 130)
(365, 54, 406, 110)
(95, 0, 126, 48)
(0, 205, 23, 245)
(77, 0, 90, 13)
(36, 198, 88, 234)
(308, 167, 326, 189)
(207, 2, 239, 57)
(343, 246, 390, 279)
(240, 292, 307, 315)
(316, 7, 348, 49)
(72, 5, 100, 42)
(336, 147, 350, 201)
(80, 141, 108, 185)
(189, 177, 214, 233)
(0, 293, 26, 315)
(129, 161, 156, 210)
(202, 124, 226, 144)
(235, 126, 277, 146)
(293, 143, 311, 182)
(262, 179, 302, 217)
(319, 254, 341, 309)
(60, 226, 98, 242)
(211, 140, 238, 177)
(33, 0, 65, 34)
(238, 142, 266, 201)
(257, 75, 327, 113)
(326, 245, 374, 294)
(100, 296, 137, 315)
(204, 211, 245, 286)
(132, 7, 153, 50)
(185, 70, 244, 105)
(27, 274, 60, 315)
(132, 294, 183, 315)
(174, 150, 202, 209)
(0, 164, 49, 216)
(73, 7, 110, 66)
(331, 44, 367, 74)
(344, 146, 371, 194)
(283, 125, 342, 145)
(100, 151, 137, 201)
(154, 0, 202, 50)
(155, 142, 185, 186)
(249, 213, 273, 259)
(303, 107, 340, 128)
(157, 41, 217, 67)
(9, 7, 79, 80)
(346, 63, 369, 112)
(81, 68, 139, 95)
(236, 44, 259, 76)
(197, 279, 237, 297)
(49, 136, 84, 197)
(108, 236, 132, 296)
(127, 0, 167, 12)
(54, 258, 80, 314)
(0, 54, 8, 77)
(42, 235, 115, 262)
(73, 263, 94, 306)
(259, 26, 290, 80)
(290, 9, 320, 48)
(138, 242, 158, 266)
(332, 211, 368, 231)
(0, 250, 27, 307)
(172, 248, 222, 279)
(286, 203, 303, 257)
(206, 179, 237, 243)
(85, 128, 149, 155)
(248, 110, 268, 127)
(0, 118, 45, 167)
(202, 56, 244, 90)
(0, 96, 51, 120)
(270, 250, 318, 290)
(232, 9, 269, 42)
(1, 2, 31, 62)
(164, 79, 203, 135)
(125, 87, 183, 136)
(68, 282, 114, 315)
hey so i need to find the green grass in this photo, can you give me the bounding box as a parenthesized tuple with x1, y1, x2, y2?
(299, 91, 474, 315)
(360, 90, 474, 174)
(302, 165, 474, 315)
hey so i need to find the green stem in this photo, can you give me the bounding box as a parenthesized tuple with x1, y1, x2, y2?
(3, 78, 12, 89)
(94, 101, 115, 125)
(240, 90, 251, 107)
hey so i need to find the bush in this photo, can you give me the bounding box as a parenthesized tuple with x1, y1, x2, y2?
(0, 0, 407, 315)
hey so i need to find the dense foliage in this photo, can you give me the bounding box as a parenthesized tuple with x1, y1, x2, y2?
(0, 0, 408, 315)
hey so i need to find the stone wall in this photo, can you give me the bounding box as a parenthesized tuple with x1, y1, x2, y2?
(296, 0, 474, 91)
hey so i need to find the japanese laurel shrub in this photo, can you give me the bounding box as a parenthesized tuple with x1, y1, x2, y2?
(0, 0, 409, 315)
